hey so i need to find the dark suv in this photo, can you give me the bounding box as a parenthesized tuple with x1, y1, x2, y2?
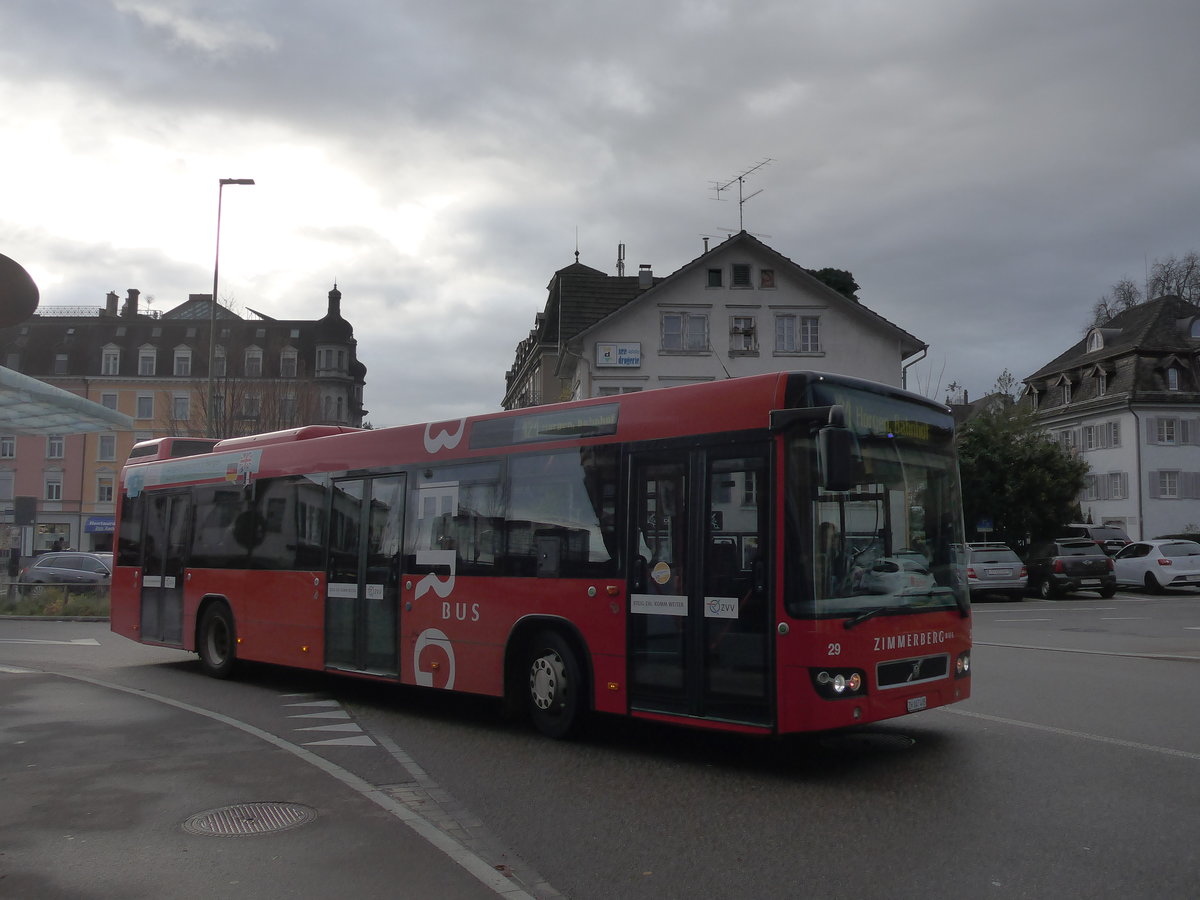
(18, 552, 113, 594)
(1025, 540, 1116, 599)
(1060, 523, 1131, 556)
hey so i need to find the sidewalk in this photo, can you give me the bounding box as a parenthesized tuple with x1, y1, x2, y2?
(0, 666, 528, 899)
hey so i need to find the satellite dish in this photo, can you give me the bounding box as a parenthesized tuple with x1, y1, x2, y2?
(0, 253, 39, 327)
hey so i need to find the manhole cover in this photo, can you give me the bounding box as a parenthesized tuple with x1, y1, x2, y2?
(183, 802, 318, 837)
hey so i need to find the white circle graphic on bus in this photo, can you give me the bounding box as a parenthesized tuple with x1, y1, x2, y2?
(651, 561, 672, 585)
(414, 628, 456, 689)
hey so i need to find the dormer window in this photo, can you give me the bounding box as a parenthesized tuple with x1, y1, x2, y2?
(1062, 381, 1072, 404)
(1167, 367, 1180, 391)
(138, 345, 156, 376)
(244, 346, 263, 378)
(1191, 319, 1200, 339)
(1087, 330, 1103, 352)
(1098, 370, 1107, 396)
(101, 345, 121, 375)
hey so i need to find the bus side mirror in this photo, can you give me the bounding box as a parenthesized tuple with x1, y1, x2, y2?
(818, 406, 858, 492)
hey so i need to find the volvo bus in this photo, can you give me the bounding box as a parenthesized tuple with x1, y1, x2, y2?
(111, 372, 971, 738)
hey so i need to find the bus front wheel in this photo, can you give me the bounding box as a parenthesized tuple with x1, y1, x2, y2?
(198, 603, 237, 679)
(526, 630, 584, 739)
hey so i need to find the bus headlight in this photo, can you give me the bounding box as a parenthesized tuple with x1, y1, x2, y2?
(811, 668, 867, 699)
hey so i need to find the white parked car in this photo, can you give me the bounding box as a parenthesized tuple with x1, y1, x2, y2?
(1112, 540, 1200, 592)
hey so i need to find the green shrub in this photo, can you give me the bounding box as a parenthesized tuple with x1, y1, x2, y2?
(1, 585, 110, 617)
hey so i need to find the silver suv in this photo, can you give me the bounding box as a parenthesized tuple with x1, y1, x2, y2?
(964, 542, 1026, 601)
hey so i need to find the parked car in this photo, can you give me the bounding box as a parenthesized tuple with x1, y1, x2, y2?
(1060, 523, 1131, 556)
(859, 552, 935, 596)
(17, 552, 113, 594)
(1025, 539, 1116, 599)
(964, 542, 1026, 601)
(1112, 539, 1200, 592)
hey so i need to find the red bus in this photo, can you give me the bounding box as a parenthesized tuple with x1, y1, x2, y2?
(111, 372, 971, 738)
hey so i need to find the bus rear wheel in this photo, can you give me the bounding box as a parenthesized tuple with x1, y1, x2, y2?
(198, 603, 237, 679)
(526, 630, 584, 739)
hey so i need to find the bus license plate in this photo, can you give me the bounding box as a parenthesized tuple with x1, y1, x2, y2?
(1081, 579, 1100, 586)
(907, 696, 927, 713)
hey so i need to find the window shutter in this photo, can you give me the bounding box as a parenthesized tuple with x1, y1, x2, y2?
(1181, 419, 1192, 445)
(1184, 472, 1200, 499)
(1149, 471, 1161, 498)
(1121, 472, 1129, 499)
(1146, 417, 1157, 443)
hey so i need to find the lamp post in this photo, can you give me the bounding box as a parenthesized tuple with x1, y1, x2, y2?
(206, 177, 255, 437)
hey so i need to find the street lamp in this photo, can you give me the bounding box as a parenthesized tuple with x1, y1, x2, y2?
(207, 177, 255, 438)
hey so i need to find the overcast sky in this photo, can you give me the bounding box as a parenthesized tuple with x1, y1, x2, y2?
(3, 0, 1197, 426)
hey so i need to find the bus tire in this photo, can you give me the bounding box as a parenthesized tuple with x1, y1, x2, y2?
(525, 630, 585, 739)
(198, 602, 237, 679)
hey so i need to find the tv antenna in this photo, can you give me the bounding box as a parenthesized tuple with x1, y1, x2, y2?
(711, 158, 773, 233)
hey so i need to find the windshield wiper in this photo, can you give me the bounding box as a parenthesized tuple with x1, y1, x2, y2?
(844, 606, 887, 629)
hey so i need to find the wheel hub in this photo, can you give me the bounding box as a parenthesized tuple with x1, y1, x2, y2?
(530, 651, 566, 711)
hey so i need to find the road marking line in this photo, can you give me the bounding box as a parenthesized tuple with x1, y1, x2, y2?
(1100, 617, 1147, 621)
(994, 618, 1051, 622)
(973, 641, 1200, 662)
(304, 735, 377, 747)
(943, 708, 1200, 761)
(0, 638, 101, 646)
(287, 710, 352, 719)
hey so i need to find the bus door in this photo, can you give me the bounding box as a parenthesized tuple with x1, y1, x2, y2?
(325, 474, 405, 675)
(627, 446, 771, 725)
(140, 491, 192, 645)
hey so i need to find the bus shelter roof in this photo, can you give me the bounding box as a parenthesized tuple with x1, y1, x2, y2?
(0, 366, 134, 434)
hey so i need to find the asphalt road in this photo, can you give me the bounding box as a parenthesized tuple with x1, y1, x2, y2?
(2, 589, 1197, 899)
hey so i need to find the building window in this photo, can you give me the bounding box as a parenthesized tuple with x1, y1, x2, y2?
(101, 393, 118, 410)
(596, 386, 642, 397)
(138, 347, 156, 376)
(730, 316, 757, 352)
(1158, 471, 1179, 498)
(242, 394, 261, 418)
(97, 476, 114, 504)
(136, 395, 154, 420)
(1084, 475, 1099, 501)
(1109, 472, 1125, 499)
(172, 394, 190, 421)
(661, 313, 708, 352)
(98, 434, 116, 461)
(1087, 330, 1103, 352)
(174, 347, 192, 376)
(1167, 367, 1180, 391)
(244, 347, 263, 378)
(1097, 371, 1107, 396)
(0, 436, 14, 458)
(1083, 425, 1096, 451)
(213, 348, 227, 378)
(1108, 421, 1121, 447)
(5, 352, 18, 369)
(707, 268, 723, 288)
(280, 349, 298, 378)
(0, 471, 12, 502)
(1061, 381, 1072, 405)
(1156, 418, 1177, 445)
(210, 394, 225, 422)
(731, 263, 752, 288)
(45, 476, 63, 501)
(54, 353, 69, 375)
(281, 396, 298, 424)
(47, 435, 64, 459)
(776, 314, 821, 353)
(760, 269, 775, 289)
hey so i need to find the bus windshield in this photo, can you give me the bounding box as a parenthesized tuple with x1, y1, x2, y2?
(784, 385, 967, 620)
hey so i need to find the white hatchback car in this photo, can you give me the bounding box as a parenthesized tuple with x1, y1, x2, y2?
(1112, 539, 1200, 592)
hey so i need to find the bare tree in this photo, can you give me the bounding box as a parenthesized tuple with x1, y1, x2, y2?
(1147, 251, 1200, 301)
(1090, 277, 1142, 327)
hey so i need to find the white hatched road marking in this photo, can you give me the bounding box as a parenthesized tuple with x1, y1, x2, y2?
(285, 694, 376, 747)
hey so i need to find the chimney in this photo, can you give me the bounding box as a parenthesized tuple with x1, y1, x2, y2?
(105, 291, 118, 317)
(328, 283, 342, 317)
(122, 288, 140, 318)
(638, 264, 653, 289)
